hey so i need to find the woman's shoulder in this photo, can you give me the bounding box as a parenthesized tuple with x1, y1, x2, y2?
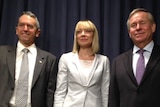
(96, 54, 110, 63)
(60, 52, 77, 59)
(61, 52, 75, 56)
(96, 54, 109, 59)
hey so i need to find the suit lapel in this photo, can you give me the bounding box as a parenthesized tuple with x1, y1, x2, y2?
(6, 46, 16, 82)
(32, 48, 45, 87)
(86, 54, 97, 86)
(123, 49, 138, 85)
(75, 53, 97, 86)
(74, 53, 85, 85)
(141, 45, 160, 84)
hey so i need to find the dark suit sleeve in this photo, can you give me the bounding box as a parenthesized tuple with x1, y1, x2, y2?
(46, 55, 58, 107)
(108, 58, 120, 107)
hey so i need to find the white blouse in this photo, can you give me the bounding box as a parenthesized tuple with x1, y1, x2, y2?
(79, 59, 94, 85)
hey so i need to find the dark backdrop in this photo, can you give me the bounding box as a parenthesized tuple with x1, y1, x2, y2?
(0, 0, 160, 62)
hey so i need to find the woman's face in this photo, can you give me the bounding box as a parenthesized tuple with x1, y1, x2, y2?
(76, 26, 94, 49)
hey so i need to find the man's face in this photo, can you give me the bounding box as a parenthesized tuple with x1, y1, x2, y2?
(16, 14, 40, 47)
(128, 11, 155, 47)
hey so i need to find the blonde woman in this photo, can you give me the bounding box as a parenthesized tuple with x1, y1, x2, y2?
(54, 20, 110, 107)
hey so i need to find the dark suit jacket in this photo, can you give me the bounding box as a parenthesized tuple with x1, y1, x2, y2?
(108, 45, 160, 107)
(0, 45, 57, 107)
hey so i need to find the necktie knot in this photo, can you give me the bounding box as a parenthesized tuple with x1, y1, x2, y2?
(137, 49, 144, 54)
(22, 48, 29, 53)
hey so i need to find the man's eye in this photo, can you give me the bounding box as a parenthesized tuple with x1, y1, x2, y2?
(131, 24, 137, 28)
(18, 23, 35, 29)
(27, 25, 34, 29)
(18, 24, 24, 27)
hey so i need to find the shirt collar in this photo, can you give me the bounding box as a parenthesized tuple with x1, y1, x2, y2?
(133, 41, 154, 54)
(17, 41, 36, 54)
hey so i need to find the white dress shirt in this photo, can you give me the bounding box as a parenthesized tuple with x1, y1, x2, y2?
(132, 41, 154, 76)
(10, 41, 37, 107)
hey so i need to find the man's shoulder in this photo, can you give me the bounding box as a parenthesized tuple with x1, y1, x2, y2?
(114, 49, 132, 60)
(153, 44, 160, 50)
(36, 47, 56, 59)
(0, 45, 15, 50)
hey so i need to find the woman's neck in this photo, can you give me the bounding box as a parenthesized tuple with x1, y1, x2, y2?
(78, 48, 95, 60)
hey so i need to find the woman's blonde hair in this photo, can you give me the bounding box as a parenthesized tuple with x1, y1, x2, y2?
(72, 20, 99, 54)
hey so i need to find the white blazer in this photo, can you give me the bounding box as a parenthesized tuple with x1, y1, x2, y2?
(54, 52, 110, 107)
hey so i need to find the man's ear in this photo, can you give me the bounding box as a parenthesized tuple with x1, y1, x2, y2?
(36, 29, 40, 37)
(36, 35, 39, 37)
